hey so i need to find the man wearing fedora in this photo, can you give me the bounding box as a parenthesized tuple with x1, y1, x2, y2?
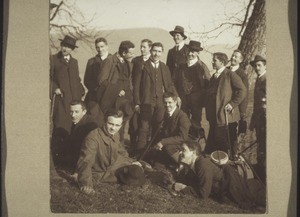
(166, 25, 189, 86)
(84, 37, 112, 127)
(50, 35, 85, 146)
(249, 54, 266, 183)
(76, 109, 143, 194)
(176, 40, 209, 138)
(205, 52, 246, 158)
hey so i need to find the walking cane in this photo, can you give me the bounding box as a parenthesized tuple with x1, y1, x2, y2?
(224, 109, 232, 159)
(138, 120, 164, 161)
(51, 93, 56, 120)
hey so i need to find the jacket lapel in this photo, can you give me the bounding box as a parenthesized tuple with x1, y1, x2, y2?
(144, 61, 155, 82)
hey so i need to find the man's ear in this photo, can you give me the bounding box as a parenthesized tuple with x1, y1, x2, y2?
(83, 109, 87, 115)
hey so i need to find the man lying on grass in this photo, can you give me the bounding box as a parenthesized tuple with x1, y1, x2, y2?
(172, 140, 266, 210)
(76, 109, 145, 194)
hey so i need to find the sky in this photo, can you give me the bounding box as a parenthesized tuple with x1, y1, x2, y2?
(51, 0, 249, 46)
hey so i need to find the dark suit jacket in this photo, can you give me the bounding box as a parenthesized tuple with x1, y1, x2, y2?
(166, 44, 189, 80)
(159, 108, 191, 146)
(132, 55, 145, 92)
(96, 53, 133, 113)
(206, 68, 247, 125)
(228, 66, 249, 119)
(50, 51, 85, 131)
(133, 59, 177, 106)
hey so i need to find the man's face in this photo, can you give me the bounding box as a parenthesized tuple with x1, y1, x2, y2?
(179, 144, 194, 165)
(95, 41, 108, 57)
(173, 33, 184, 45)
(212, 56, 223, 70)
(163, 97, 177, 113)
(61, 45, 73, 56)
(253, 61, 266, 76)
(70, 104, 87, 124)
(188, 49, 199, 61)
(123, 48, 135, 62)
(230, 51, 243, 66)
(105, 116, 123, 136)
(140, 42, 151, 56)
(150, 46, 163, 62)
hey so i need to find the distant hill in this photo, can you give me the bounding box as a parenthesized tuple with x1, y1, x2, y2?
(50, 28, 238, 80)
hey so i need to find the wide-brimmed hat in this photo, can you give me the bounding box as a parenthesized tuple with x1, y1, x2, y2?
(169, 25, 187, 39)
(211, 150, 229, 165)
(187, 40, 203, 52)
(59, 35, 78, 48)
(117, 165, 146, 186)
(250, 55, 266, 67)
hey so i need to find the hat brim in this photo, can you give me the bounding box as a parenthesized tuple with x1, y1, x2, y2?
(169, 31, 187, 39)
(59, 39, 78, 48)
(187, 45, 203, 52)
(211, 151, 229, 165)
(250, 59, 266, 67)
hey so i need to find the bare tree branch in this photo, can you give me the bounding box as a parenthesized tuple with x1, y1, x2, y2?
(50, 1, 63, 21)
(239, 0, 255, 36)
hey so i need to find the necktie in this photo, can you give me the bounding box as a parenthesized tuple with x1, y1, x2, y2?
(176, 46, 179, 52)
(64, 57, 69, 63)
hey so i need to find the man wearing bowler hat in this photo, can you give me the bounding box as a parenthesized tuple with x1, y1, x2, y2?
(249, 54, 266, 183)
(176, 40, 209, 138)
(50, 35, 85, 150)
(166, 25, 189, 86)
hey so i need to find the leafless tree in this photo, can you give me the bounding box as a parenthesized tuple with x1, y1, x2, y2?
(49, 0, 104, 51)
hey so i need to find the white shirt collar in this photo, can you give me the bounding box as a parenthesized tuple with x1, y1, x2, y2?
(64, 55, 70, 61)
(150, 59, 160, 68)
(143, 54, 151, 61)
(187, 58, 198, 67)
(258, 70, 266, 78)
(176, 41, 185, 51)
(168, 106, 177, 117)
(214, 66, 226, 78)
(116, 53, 124, 63)
(100, 52, 109, 60)
(230, 65, 239, 72)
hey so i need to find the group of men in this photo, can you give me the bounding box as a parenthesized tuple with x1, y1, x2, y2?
(50, 25, 267, 202)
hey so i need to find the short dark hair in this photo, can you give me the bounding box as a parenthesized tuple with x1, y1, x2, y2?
(70, 100, 86, 110)
(213, 52, 228, 65)
(163, 91, 178, 101)
(118, 40, 135, 55)
(141, 39, 153, 47)
(182, 140, 201, 155)
(151, 42, 164, 51)
(105, 108, 124, 121)
(233, 49, 244, 60)
(95, 37, 108, 45)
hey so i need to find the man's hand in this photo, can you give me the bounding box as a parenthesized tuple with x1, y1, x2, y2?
(119, 90, 125, 97)
(54, 88, 63, 97)
(154, 142, 163, 151)
(224, 103, 233, 113)
(80, 186, 95, 195)
(134, 105, 140, 113)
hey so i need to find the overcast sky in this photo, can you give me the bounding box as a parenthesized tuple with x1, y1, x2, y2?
(52, 0, 249, 45)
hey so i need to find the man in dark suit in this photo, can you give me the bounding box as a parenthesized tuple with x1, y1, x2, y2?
(205, 52, 247, 158)
(133, 42, 178, 158)
(228, 50, 249, 138)
(96, 40, 135, 141)
(50, 35, 85, 153)
(249, 55, 266, 183)
(149, 92, 191, 166)
(166, 25, 189, 86)
(84, 37, 112, 127)
(176, 40, 209, 137)
(129, 39, 153, 146)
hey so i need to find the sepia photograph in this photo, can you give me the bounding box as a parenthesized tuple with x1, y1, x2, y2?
(49, 0, 267, 214)
(2, 0, 297, 216)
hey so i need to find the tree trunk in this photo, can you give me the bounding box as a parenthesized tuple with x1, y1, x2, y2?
(238, 0, 266, 69)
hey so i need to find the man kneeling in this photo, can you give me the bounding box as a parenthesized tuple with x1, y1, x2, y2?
(77, 109, 144, 194)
